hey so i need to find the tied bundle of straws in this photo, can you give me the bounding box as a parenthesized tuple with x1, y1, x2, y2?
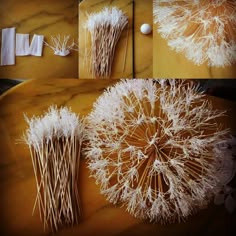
(23, 106, 84, 231)
(85, 79, 234, 223)
(84, 7, 128, 78)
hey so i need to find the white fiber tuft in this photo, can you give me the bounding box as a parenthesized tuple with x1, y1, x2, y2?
(84, 7, 128, 78)
(23, 106, 84, 231)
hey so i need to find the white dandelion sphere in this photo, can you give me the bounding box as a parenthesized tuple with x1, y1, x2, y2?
(85, 79, 231, 223)
(153, 0, 236, 67)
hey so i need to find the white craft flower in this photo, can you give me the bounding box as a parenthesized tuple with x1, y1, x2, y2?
(84, 79, 232, 223)
(153, 0, 236, 67)
(44, 35, 78, 56)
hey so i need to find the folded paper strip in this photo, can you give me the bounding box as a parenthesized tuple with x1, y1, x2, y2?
(1, 27, 15, 66)
(29, 34, 44, 56)
(15, 33, 30, 56)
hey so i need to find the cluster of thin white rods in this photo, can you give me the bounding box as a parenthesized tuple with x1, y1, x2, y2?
(23, 106, 84, 231)
(84, 7, 128, 78)
(153, 0, 236, 67)
(84, 79, 231, 223)
(44, 35, 78, 56)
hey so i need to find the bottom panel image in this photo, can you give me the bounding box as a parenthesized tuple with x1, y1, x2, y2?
(0, 78, 236, 236)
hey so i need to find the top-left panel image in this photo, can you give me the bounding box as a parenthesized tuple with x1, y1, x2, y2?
(0, 0, 78, 79)
(0, 0, 153, 80)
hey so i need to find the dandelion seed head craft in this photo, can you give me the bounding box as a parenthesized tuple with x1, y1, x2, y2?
(44, 35, 78, 56)
(153, 0, 236, 67)
(84, 7, 128, 78)
(85, 79, 232, 223)
(23, 106, 84, 231)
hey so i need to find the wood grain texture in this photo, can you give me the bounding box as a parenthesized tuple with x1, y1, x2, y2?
(0, 0, 78, 79)
(79, 0, 133, 79)
(153, 25, 236, 79)
(0, 78, 236, 236)
(134, 0, 153, 78)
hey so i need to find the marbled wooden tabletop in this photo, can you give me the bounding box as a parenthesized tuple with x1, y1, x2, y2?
(0, 78, 235, 236)
(134, 0, 152, 78)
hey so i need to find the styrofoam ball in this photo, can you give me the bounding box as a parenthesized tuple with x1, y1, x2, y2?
(140, 23, 152, 34)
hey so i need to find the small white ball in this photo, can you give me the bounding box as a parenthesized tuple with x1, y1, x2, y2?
(140, 23, 152, 35)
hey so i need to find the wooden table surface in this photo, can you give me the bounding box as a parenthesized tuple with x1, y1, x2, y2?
(133, 0, 152, 78)
(0, 78, 236, 236)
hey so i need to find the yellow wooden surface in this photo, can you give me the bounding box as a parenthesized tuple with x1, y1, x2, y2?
(0, 78, 236, 236)
(153, 25, 236, 79)
(0, 0, 78, 79)
(79, 0, 153, 79)
(134, 0, 153, 78)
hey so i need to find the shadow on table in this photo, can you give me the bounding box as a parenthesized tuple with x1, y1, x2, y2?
(0, 79, 22, 95)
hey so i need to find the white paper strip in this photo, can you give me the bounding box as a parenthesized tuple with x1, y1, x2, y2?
(1, 27, 15, 66)
(15, 33, 30, 56)
(29, 34, 44, 56)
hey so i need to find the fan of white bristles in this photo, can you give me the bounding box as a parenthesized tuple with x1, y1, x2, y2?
(153, 0, 236, 67)
(84, 7, 128, 78)
(84, 79, 234, 223)
(23, 106, 84, 231)
(44, 35, 78, 56)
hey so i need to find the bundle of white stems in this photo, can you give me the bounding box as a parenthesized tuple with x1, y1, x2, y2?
(153, 0, 236, 67)
(44, 35, 78, 56)
(23, 106, 84, 231)
(84, 7, 128, 78)
(85, 79, 233, 223)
